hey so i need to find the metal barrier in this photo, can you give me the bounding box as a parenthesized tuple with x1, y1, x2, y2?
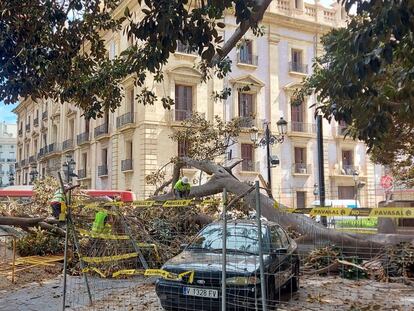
(0, 234, 16, 283)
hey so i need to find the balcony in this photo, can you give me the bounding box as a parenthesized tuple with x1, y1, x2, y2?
(239, 116, 257, 128)
(176, 41, 197, 55)
(77, 132, 90, 145)
(6, 158, 15, 163)
(237, 53, 258, 66)
(98, 165, 108, 177)
(289, 62, 308, 74)
(62, 139, 74, 151)
(77, 169, 87, 179)
(292, 163, 311, 175)
(121, 159, 133, 172)
(47, 143, 56, 154)
(38, 147, 46, 158)
(34, 118, 39, 127)
(116, 112, 134, 129)
(29, 155, 36, 164)
(94, 123, 109, 139)
(42, 111, 48, 120)
(341, 165, 357, 176)
(290, 122, 316, 133)
(25, 124, 30, 132)
(336, 125, 348, 137)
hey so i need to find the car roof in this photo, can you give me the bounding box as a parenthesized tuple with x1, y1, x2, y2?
(210, 218, 280, 227)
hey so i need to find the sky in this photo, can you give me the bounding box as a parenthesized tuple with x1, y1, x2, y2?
(0, 0, 336, 125)
(0, 102, 17, 124)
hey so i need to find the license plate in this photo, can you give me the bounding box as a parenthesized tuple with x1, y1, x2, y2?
(183, 286, 218, 299)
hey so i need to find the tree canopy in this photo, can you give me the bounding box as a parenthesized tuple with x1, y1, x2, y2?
(297, 0, 414, 185)
(0, 0, 271, 118)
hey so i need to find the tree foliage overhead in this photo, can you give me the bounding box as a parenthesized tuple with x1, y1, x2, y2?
(297, 0, 414, 185)
(0, 0, 271, 118)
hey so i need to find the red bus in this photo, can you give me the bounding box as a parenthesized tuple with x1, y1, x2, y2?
(0, 186, 136, 203)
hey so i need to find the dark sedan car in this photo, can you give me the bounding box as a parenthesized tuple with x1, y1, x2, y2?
(155, 219, 299, 311)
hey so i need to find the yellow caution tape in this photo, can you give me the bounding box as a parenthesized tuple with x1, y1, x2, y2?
(77, 228, 130, 240)
(82, 267, 107, 278)
(144, 269, 194, 284)
(369, 208, 414, 218)
(163, 200, 193, 207)
(280, 207, 414, 218)
(133, 200, 156, 207)
(81, 252, 138, 264)
(274, 201, 279, 208)
(112, 269, 146, 278)
(310, 208, 352, 217)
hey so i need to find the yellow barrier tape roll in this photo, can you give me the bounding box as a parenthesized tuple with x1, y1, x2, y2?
(112, 269, 146, 278)
(81, 252, 138, 264)
(310, 208, 352, 217)
(369, 208, 414, 218)
(77, 228, 130, 240)
(82, 267, 107, 278)
(163, 200, 193, 207)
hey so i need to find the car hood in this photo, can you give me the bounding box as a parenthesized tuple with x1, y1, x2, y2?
(163, 250, 271, 274)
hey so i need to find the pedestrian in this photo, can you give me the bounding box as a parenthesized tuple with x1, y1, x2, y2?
(174, 177, 191, 199)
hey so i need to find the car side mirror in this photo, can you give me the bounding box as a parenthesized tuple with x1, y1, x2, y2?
(180, 244, 188, 251)
(271, 248, 288, 255)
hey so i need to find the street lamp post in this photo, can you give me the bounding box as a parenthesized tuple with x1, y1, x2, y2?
(250, 117, 288, 199)
(63, 155, 77, 184)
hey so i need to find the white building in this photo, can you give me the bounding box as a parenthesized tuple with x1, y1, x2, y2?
(0, 122, 17, 187)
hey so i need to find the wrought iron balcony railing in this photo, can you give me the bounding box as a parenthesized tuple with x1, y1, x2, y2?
(237, 53, 258, 66)
(94, 123, 109, 138)
(289, 62, 308, 74)
(77, 132, 90, 145)
(62, 139, 74, 151)
(116, 112, 134, 128)
(292, 163, 312, 174)
(77, 169, 87, 179)
(289, 122, 316, 134)
(121, 159, 133, 171)
(98, 165, 108, 176)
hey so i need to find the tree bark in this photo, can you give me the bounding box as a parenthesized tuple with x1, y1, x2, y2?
(0, 216, 45, 227)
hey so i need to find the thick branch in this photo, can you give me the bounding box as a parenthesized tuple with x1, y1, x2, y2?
(213, 0, 272, 64)
(0, 216, 45, 227)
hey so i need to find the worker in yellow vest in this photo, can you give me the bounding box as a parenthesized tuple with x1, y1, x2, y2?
(50, 188, 67, 221)
(174, 177, 191, 199)
(91, 210, 114, 234)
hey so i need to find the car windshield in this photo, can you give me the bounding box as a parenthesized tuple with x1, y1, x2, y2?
(188, 223, 268, 254)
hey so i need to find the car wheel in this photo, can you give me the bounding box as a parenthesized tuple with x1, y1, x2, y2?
(289, 261, 299, 292)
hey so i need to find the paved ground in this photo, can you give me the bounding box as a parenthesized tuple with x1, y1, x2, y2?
(0, 274, 413, 311)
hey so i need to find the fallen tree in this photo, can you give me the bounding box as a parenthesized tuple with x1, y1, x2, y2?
(149, 157, 414, 252)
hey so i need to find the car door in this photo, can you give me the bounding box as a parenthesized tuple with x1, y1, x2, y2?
(269, 225, 292, 289)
